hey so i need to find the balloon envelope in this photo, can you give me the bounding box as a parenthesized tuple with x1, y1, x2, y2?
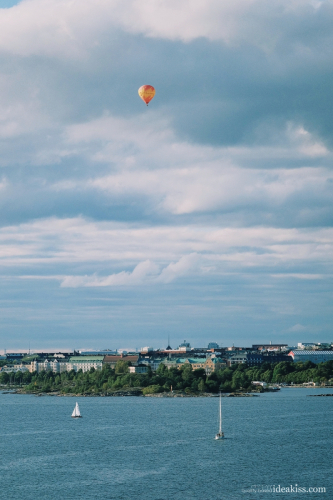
(138, 85, 155, 105)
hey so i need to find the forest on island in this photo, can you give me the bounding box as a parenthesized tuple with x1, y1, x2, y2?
(1, 359, 333, 395)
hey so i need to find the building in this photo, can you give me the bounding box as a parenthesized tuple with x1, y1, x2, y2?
(30, 359, 67, 373)
(129, 364, 148, 374)
(204, 356, 226, 375)
(263, 353, 291, 363)
(29, 355, 105, 374)
(252, 344, 288, 351)
(178, 340, 191, 352)
(103, 354, 139, 369)
(78, 350, 117, 356)
(139, 357, 163, 371)
(162, 357, 208, 371)
(226, 346, 251, 351)
(0, 364, 29, 373)
(140, 347, 154, 353)
(288, 350, 333, 364)
(5, 353, 24, 360)
(66, 356, 104, 372)
(228, 352, 261, 366)
(207, 342, 219, 349)
(297, 343, 332, 350)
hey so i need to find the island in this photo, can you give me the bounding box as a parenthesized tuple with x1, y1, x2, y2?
(1, 358, 333, 397)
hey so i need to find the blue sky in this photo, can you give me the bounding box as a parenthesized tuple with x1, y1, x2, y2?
(0, 0, 332, 351)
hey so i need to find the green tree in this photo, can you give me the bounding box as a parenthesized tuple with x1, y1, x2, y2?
(198, 379, 206, 392)
(181, 364, 193, 383)
(156, 363, 168, 376)
(231, 371, 249, 391)
(115, 360, 130, 374)
(0, 372, 9, 384)
(206, 379, 219, 393)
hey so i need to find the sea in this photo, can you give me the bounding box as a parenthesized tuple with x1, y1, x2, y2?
(0, 388, 332, 500)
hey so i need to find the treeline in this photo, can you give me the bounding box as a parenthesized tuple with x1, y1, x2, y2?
(1, 359, 333, 394)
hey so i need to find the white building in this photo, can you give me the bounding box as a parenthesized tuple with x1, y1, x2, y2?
(252, 381, 267, 387)
(66, 356, 103, 372)
(140, 347, 154, 353)
(30, 359, 67, 373)
(178, 340, 191, 352)
(129, 365, 148, 374)
(297, 342, 332, 350)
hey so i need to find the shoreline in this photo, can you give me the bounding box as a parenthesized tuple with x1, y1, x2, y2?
(1, 388, 260, 398)
(2, 386, 332, 398)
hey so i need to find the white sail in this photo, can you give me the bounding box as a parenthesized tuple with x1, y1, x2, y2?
(215, 393, 224, 439)
(71, 402, 81, 418)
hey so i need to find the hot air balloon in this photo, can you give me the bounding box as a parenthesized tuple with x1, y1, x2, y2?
(138, 85, 155, 106)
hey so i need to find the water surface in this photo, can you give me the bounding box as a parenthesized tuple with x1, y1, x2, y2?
(0, 389, 332, 499)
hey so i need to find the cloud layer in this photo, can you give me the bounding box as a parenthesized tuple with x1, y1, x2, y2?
(0, 0, 332, 349)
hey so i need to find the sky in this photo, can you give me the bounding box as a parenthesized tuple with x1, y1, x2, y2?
(0, 0, 332, 351)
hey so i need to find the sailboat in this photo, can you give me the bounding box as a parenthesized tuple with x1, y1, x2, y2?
(71, 402, 82, 418)
(215, 393, 224, 440)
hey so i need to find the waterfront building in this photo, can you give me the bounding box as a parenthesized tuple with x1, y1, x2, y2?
(288, 350, 333, 364)
(252, 381, 267, 387)
(204, 356, 226, 375)
(103, 354, 139, 369)
(66, 356, 104, 372)
(30, 359, 67, 373)
(162, 357, 214, 373)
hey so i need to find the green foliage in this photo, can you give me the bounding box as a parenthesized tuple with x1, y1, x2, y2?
(142, 385, 164, 395)
(115, 360, 130, 374)
(198, 379, 206, 392)
(0, 372, 9, 384)
(2, 358, 333, 394)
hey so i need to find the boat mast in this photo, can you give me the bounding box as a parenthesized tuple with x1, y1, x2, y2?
(219, 393, 222, 434)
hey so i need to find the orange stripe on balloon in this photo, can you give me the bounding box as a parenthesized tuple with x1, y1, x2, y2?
(138, 85, 156, 105)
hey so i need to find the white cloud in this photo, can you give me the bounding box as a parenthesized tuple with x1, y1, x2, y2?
(60, 115, 333, 216)
(287, 323, 307, 332)
(0, 217, 332, 275)
(61, 259, 160, 287)
(0, 0, 330, 60)
(60, 253, 200, 287)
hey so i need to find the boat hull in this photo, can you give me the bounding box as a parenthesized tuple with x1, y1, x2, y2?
(71, 416, 82, 418)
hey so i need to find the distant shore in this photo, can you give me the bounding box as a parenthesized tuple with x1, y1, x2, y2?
(1, 388, 260, 398)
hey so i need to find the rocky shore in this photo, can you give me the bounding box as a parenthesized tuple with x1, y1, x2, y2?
(2, 388, 259, 398)
(307, 393, 333, 397)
